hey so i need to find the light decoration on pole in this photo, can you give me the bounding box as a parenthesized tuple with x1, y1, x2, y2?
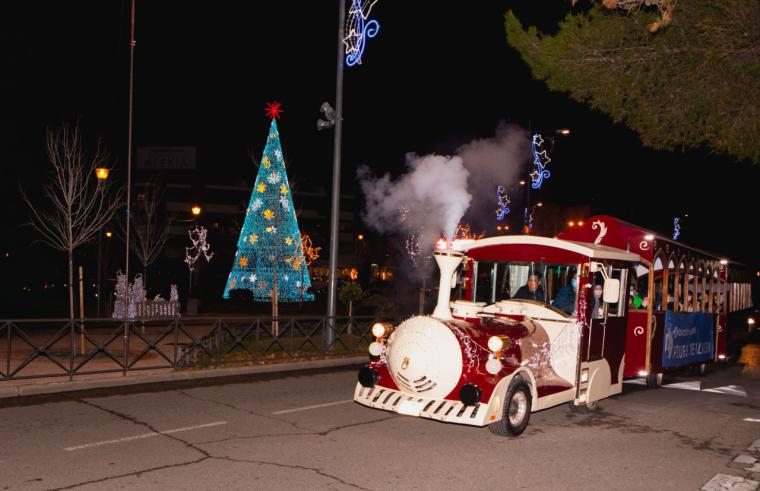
(223, 106, 314, 302)
(185, 226, 214, 271)
(672, 217, 681, 240)
(495, 185, 511, 220)
(344, 0, 380, 67)
(529, 133, 551, 190)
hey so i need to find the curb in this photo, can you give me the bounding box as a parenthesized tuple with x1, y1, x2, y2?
(0, 356, 367, 400)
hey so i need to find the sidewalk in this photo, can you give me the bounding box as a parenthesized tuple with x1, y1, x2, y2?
(0, 355, 366, 400)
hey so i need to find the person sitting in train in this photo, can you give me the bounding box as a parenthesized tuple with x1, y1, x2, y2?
(592, 284, 604, 318)
(640, 296, 649, 309)
(512, 273, 545, 302)
(684, 293, 694, 312)
(552, 271, 577, 314)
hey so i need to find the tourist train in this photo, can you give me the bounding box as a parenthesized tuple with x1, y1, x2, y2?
(354, 215, 755, 436)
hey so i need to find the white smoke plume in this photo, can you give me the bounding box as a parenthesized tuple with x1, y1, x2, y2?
(358, 154, 471, 246)
(358, 123, 529, 251)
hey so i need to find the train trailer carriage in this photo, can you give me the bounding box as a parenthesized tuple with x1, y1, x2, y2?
(354, 233, 641, 436)
(559, 215, 755, 387)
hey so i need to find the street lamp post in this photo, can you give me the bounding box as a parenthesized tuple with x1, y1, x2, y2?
(325, 0, 347, 350)
(189, 205, 201, 298)
(121, 0, 136, 376)
(95, 167, 109, 317)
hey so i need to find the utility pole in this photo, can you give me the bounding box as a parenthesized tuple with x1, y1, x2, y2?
(123, 0, 136, 375)
(326, 0, 346, 350)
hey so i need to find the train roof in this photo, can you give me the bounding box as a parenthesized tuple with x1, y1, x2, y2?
(460, 235, 641, 262)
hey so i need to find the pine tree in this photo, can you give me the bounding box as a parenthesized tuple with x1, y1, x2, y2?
(223, 107, 314, 303)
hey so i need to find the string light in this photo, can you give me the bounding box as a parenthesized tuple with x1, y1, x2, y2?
(529, 133, 551, 190)
(344, 0, 380, 67)
(673, 217, 681, 240)
(495, 185, 511, 220)
(185, 226, 214, 271)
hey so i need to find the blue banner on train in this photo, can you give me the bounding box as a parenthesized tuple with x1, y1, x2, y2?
(662, 312, 715, 368)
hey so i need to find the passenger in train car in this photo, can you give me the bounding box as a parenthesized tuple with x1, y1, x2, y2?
(666, 293, 675, 310)
(592, 284, 604, 318)
(684, 292, 694, 312)
(552, 270, 577, 314)
(512, 273, 546, 302)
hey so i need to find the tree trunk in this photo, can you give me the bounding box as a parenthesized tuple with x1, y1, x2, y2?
(348, 300, 353, 335)
(143, 261, 148, 296)
(68, 249, 75, 320)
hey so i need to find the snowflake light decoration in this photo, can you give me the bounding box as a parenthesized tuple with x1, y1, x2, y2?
(673, 217, 681, 240)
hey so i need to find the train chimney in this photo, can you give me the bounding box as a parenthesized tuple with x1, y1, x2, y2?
(432, 250, 464, 320)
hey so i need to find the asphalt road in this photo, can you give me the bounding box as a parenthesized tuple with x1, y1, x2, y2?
(1, 365, 759, 490)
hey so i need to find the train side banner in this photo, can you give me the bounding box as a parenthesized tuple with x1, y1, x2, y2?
(662, 312, 715, 368)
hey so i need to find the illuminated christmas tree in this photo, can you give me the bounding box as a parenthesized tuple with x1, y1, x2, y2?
(223, 103, 314, 303)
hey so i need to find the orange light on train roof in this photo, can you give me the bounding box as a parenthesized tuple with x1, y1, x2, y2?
(577, 220, 584, 226)
(567, 221, 575, 227)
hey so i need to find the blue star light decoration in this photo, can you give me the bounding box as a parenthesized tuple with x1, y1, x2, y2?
(344, 0, 380, 67)
(496, 186, 511, 220)
(672, 217, 681, 240)
(530, 133, 551, 190)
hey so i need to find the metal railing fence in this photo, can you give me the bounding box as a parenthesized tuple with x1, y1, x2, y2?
(0, 315, 391, 382)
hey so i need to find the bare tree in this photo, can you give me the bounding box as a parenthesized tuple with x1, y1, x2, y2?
(123, 179, 173, 293)
(21, 124, 123, 319)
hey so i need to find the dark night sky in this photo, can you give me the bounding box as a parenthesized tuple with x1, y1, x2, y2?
(1, 1, 758, 287)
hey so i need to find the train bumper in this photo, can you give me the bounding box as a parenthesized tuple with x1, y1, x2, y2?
(353, 383, 493, 427)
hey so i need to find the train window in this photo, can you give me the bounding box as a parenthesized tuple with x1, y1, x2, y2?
(473, 261, 496, 304)
(607, 268, 627, 317)
(495, 262, 578, 314)
(629, 264, 649, 311)
(591, 267, 627, 318)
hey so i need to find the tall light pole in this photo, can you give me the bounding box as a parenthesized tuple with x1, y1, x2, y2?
(95, 167, 110, 317)
(123, 0, 136, 375)
(326, 0, 346, 348)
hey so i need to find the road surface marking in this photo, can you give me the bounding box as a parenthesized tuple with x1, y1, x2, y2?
(623, 378, 647, 386)
(63, 421, 227, 451)
(272, 399, 354, 415)
(663, 381, 701, 391)
(703, 385, 747, 397)
(744, 418, 760, 423)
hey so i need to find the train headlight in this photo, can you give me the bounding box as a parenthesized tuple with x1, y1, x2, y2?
(371, 323, 387, 338)
(487, 336, 504, 353)
(368, 341, 385, 357)
(485, 357, 503, 375)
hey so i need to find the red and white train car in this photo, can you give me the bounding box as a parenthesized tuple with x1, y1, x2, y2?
(559, 215, 755, 387)
(354, 230, 641, 436)
(354, 215, 754, 435)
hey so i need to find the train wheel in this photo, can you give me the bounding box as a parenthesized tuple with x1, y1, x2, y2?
(489, 380, 532, 437)
(568, 400, 600, 413)
(646, 373, 663, 388)
(690, 363, 707, 377)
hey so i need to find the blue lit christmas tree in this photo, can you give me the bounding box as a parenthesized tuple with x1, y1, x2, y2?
(223, 103, 314, 303)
